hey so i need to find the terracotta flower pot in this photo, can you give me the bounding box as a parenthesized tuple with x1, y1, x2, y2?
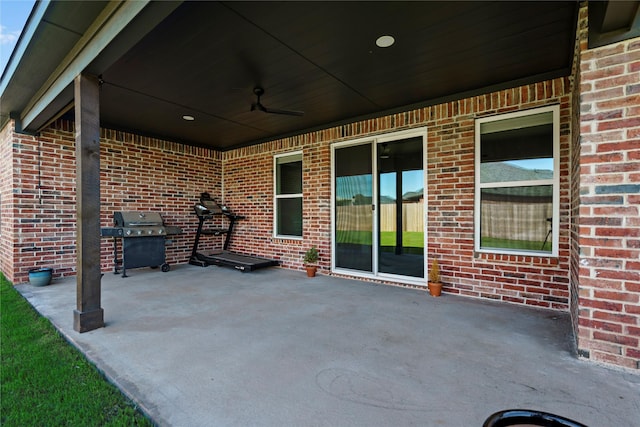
(428, 281, 442, 297)
(306, 266, 317, 277)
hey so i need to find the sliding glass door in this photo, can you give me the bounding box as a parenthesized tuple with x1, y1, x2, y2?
(334, 144, 373, 272)
(377, 137, 424, 278)
(333, 131, 425, 281)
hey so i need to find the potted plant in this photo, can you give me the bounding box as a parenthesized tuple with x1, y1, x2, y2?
(427, 259, 442, 297)
(303, 246, 319, 277)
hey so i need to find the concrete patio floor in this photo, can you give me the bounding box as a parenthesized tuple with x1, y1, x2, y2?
(17, 264, 640, 426)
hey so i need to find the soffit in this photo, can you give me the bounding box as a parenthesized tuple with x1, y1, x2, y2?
(3, 1, 580, 151)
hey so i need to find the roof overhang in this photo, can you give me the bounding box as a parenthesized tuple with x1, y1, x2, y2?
(588, 0, 640, 48)
(0, 1, 590, 151)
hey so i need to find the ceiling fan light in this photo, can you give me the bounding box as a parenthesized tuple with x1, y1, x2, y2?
(376, 35, 395, 48)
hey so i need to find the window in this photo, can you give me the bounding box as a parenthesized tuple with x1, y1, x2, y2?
(475, 106, 559, 256)
(274, 152, 303, 238)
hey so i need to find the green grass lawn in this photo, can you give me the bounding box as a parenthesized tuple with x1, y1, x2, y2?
(481, 237, 551, 252)
(337, 230, 424, 248)
(0, 274, 152, 426)
(336, 231, 551, 252)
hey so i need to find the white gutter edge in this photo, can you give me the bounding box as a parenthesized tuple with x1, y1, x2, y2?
(0, 0, 50, 95)
(20, 0, 150, 130)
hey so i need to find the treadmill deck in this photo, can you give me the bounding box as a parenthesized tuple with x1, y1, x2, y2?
(194, 250, 279, 272)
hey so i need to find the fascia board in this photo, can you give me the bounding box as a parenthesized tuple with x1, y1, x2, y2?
(19, 1, 150, 131)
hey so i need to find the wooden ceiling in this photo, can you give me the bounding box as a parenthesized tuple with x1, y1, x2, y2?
(93, 1, 580, 150)
(4, 1, 583, 151)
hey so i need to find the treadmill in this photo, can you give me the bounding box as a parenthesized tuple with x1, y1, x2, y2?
(189, 193, 279, 272)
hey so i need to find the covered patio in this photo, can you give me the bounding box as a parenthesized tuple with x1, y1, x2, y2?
(2, 1, 639, 370)
(17, 267, 639, 426)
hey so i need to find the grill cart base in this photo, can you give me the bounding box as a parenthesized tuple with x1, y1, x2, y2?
(112, 236, 169, 277)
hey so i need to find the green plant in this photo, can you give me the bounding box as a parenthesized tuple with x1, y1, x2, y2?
(428, 259, 440, 283)
(303, 246, 319, 265)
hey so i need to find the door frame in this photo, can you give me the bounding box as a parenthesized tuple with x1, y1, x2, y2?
(330, 127, 428, 286)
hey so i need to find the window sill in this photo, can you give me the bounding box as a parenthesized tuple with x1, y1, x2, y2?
(273, 236, 303, 243)
(474, 250, 559, 265)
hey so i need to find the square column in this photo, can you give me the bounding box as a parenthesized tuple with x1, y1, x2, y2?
(73, 74, 104, 332)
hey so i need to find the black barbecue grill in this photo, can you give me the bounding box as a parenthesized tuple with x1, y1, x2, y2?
(101, 211, 182, 277)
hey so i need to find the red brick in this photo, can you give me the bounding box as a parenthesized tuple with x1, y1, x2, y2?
(593, 309, 639, 324)
(581, 298, 623, 311)
(595, 270, 640, 282)
(597, 117, 640, 132)
(579, 317, 622, 333)
(593, 330, 639, 347)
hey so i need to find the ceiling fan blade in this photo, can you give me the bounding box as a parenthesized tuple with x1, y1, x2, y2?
(250, 86, 304, 117)
(264, 107, 305, 117)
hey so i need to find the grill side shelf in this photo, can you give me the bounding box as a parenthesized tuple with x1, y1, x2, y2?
(101, 227, 124, 237)
(164, 226, 183, 236)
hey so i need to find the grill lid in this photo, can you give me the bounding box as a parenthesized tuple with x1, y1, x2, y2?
(114, 211, 164, 227)
(102, 211, 182, 238)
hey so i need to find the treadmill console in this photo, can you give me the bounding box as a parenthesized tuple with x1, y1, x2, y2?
(194, 193, 223, 218)
(194, 193, 239, 219)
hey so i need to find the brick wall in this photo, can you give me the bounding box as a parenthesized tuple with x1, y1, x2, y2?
(223, 133, 332, 271)
(3, 120, 222, 285)
(578, 33, 640, 368)
(0, 121, 15, 282)
(569, 5, 588, 352)
(0, 125, 80, 284)
(224, 79, 573, 310)
(431, 92, 571, 309)
(97, 126, 223, 273)
(3, 81, 573, 313)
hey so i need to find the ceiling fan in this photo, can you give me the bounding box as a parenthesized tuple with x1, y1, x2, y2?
(250, 87, 304, 117)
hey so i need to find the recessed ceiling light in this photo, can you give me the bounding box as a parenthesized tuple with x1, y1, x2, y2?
(182, 115, 195, 121)
(376, 35, 395, 48)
